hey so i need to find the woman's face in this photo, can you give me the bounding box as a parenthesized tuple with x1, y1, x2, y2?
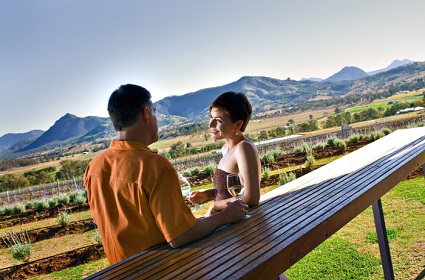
(209, 107, 239, 141)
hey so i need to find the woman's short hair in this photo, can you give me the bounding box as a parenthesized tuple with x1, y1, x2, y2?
(209, 91, 252, 132)
(107, 84, 152, 131)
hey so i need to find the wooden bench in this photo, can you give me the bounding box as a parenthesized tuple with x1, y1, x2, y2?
(85, 126, 425, 280)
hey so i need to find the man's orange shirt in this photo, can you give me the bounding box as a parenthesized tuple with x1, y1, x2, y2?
(84, 140, 196, 265)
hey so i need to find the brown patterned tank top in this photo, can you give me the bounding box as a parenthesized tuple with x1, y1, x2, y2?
(213, 169, 233, 201)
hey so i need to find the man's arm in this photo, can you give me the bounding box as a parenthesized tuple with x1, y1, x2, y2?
(169, 200, 247, 248)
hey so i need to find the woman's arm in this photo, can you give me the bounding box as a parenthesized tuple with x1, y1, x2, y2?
(169, 200, 248, 247)
(205, 141, 261, 217)
(236, 141, 261, 207)
(189, 188, 215, 204)
(205, 197, 236, 217)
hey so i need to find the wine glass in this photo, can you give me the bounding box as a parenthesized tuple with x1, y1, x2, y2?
(226, 174, 250, 218)
(179, 175, 190, 198)
(179, 175, 200, 211)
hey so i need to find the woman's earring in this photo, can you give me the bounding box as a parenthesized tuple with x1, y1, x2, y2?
(236, 132, 239, 136)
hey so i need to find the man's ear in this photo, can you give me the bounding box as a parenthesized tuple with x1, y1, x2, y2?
(142, 106, 150, 122)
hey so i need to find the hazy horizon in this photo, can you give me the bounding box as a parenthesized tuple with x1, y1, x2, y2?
(2, 1, 425, 136)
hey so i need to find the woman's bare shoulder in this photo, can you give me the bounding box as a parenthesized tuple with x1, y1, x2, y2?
(235, 139, 258, 153)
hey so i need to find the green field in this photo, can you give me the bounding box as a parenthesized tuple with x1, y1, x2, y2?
(346, 90, 424, 114)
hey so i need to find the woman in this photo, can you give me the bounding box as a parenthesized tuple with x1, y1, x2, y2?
(189, 91, 261, 217)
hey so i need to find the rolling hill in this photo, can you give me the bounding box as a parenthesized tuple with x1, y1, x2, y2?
(1, 59, 424, 159)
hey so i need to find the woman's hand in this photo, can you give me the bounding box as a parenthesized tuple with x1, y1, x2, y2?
(189, 190, 211, 205)
(204, 198, 237, 217)
(205, 203, 218, 217)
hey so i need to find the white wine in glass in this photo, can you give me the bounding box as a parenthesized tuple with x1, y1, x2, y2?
(226, 174, 244, 197)
(226, 174, 250, 218)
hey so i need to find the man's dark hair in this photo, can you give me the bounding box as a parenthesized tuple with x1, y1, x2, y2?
(209, 91, 252, 132)
(107, 84, 152, 131)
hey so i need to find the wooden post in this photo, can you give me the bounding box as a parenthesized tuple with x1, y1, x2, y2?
(372, 199, 394, 280)
(73, 177, 78, 191)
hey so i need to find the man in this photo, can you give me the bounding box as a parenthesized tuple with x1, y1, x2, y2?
(84, 84, 247, 265)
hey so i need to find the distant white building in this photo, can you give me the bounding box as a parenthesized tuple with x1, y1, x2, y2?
(396, 107, 425, 114)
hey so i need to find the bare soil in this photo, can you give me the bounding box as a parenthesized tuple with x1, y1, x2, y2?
(0, 219, 95, 249)
(0, 204, 90, 229)
(0, 245, 104, 280)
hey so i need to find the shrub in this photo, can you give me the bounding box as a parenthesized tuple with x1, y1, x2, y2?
(262, 167, 270, 180)
(369, 132, 385, 141)
(294, 142, 312, 155)
(48, 197, 59, 207)
(73, 193, 87, 206)
(70, 190, 86, 205)
(335, 139, 347, 149)
(203, 164, 216, 176)
(2, 231, 32, 262)
(271, 149, 284, 158)
(1, 205, 13, 216)
(25, 201, 34, 210)
(305, 155, 316, 170)
(57, 211, 71, 227)
(381, 128, 392, 135)
(302, 143, 313, 155)
(92, 229, 103, 245)
(313, 142, 326, 150)
(11, 204, 26, 214)
(348, 134, 360, 143)
(262, 153, 275, 164)
(327, 138, 347, 149)
(190, 167, 200, 176)
(293, 145, 304, 153)
(327, 137, 338, 147)
(279, 172, 296, 185)
(34, 199, 49, 211)
(58, 194, 70, 205)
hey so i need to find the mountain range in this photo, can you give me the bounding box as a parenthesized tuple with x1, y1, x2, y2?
(0, 59, 423, 159)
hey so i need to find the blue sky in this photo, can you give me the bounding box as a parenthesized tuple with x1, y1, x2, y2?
(1, 0, 425, 137)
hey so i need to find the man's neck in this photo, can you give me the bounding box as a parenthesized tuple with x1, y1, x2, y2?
(117, 130, 150, 146)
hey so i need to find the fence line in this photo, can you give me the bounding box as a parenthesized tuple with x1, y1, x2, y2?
(172, 114, 425, 172)
(1, 114, 423, 207)
(0, 178, 85, 207)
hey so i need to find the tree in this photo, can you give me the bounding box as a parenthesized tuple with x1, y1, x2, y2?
(191, 123, 210, 153)
(169, 141, 186, 158)
(24, 170, 54, 186)
(0, 174, 30, 192)
(286, 119, 295, 126)
(258, 130, 269, 141)
(55, 160, 90, 181)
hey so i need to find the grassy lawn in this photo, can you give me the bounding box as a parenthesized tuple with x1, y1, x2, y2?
(286, 176, 425, 280)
